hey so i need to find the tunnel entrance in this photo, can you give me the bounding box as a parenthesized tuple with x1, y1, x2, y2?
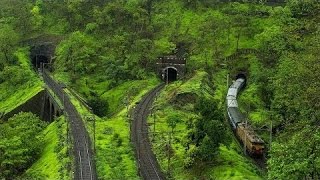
(236, 73, 246, 81)
(32, 55, 49, 69)
(236, 73, 247, 87)
(163, 67, 177, 82)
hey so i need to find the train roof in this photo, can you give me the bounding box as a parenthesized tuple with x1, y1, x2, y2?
(228, 107, 244, 124)
(236, 78, 245, 83)
(231, 79, 244, 89)
(227, 88, 238, 97)
(238, 123, 264, 144)
(227, 99, 238, 107)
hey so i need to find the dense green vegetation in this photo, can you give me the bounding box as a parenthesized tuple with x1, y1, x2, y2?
(0, 0, 319, 179)
(0, 112, 47, 179)
(66, 78, 158, 179)
(0, 48, 43, 114)
(149, 71, 262, 179)
(25, 116, 71, 180)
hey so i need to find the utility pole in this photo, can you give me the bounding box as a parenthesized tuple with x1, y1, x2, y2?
(269, 120, 272, 152)
(126, 92, 130, 117)
(89, 114, 96, 154)
(66, 113, 69, 144)
(167, 131, 172, 176)
(65, 113, 71, 160)
(93, 115, 96, 154)
(153, 109, 156, 133)
(85, 113, 96, 154)
(244, 103, 250, 155)
(227, 73, 229, 88)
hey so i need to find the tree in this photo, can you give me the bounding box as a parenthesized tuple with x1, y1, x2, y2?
(185, 98, 228, 164)
(0, 24, 19, 63)
(87, 96, 109, 117)
(0, 0, 33, 35)
(0, 112, 47, 179)
(197, 11, 229, 62)
(268, 122, 320, 179)
(287, 0, 319, 18)
(271, 52, 320, 125)
(55, 31, 100, 76)
(30, 1, 45, 31)
(166, 113, 182, 133)
(0, 66, 31, 86)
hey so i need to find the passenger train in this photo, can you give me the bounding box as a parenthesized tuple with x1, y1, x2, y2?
(226, 75, 265, 156)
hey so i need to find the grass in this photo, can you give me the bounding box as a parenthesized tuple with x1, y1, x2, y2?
(210, 143, 263, 180)
(0, 48, 43, 114)
(148, 70, 263, 179)
(100, 79, 158, 116)
(213, 69, 229, 108)
(0, 82, 43, 113)
(236, 55, 270, 127)
(96, 78, 159, 179)
(25, 116, 71, 179)
(65, 76, 160, 179)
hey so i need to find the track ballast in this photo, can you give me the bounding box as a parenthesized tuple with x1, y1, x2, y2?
(43, 70, 96, 180)
(131, 83, 165, 180)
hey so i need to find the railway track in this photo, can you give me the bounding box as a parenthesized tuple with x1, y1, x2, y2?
(42, 69, 96, 180)
(131, 83, 165, 180)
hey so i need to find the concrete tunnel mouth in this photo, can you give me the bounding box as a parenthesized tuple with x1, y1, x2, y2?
(163, 67, 178, 82)
(236, 73, 247, 81)
(32, 55, 49, 69)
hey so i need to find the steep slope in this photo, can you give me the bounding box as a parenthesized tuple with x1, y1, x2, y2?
(148, 71, 262, 179)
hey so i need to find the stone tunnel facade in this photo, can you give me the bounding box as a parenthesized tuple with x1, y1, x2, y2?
(22, 35, 62, 69)
(156, 55, 186, 81)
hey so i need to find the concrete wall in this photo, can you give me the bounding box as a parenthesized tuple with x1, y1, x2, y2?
(2, 90, 62, 122)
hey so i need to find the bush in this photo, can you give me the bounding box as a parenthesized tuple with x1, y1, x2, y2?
(0, 66, 30, 86)
(112, 133, 123, 147)
(87, 97, 109, 117)
(0, 112, 47, 179)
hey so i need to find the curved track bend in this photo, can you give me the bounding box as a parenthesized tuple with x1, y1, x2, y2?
(131, 83, 166, 180)
(42, 70, 96, 180)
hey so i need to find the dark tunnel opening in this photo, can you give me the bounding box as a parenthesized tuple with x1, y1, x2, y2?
(236, 73, 246, 81)
(163, 67, 177, 82)
(236, 73, 247, 87)
(32, 55, 49, 69)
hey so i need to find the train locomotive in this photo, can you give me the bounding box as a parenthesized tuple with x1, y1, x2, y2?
(226, 75, 265, 156)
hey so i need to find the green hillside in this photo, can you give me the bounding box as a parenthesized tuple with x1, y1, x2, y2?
(0, 0, 319, 179)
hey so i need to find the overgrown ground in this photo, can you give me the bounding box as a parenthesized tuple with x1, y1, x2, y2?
(25, 116, 71, 179)
(65, 76, 160, 179)
(0, 48, 43, 114)
(149, 71, 263, 179)
(1, 0, 318, 179)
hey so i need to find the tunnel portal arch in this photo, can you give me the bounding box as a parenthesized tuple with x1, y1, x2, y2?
(29, 42, 56, 69)
(162, 66, 178, 82)
(156, 55, 186, 82)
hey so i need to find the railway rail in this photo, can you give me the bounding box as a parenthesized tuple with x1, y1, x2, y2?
(42, 69, 96, 180)
(131, 83, 166, 180)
